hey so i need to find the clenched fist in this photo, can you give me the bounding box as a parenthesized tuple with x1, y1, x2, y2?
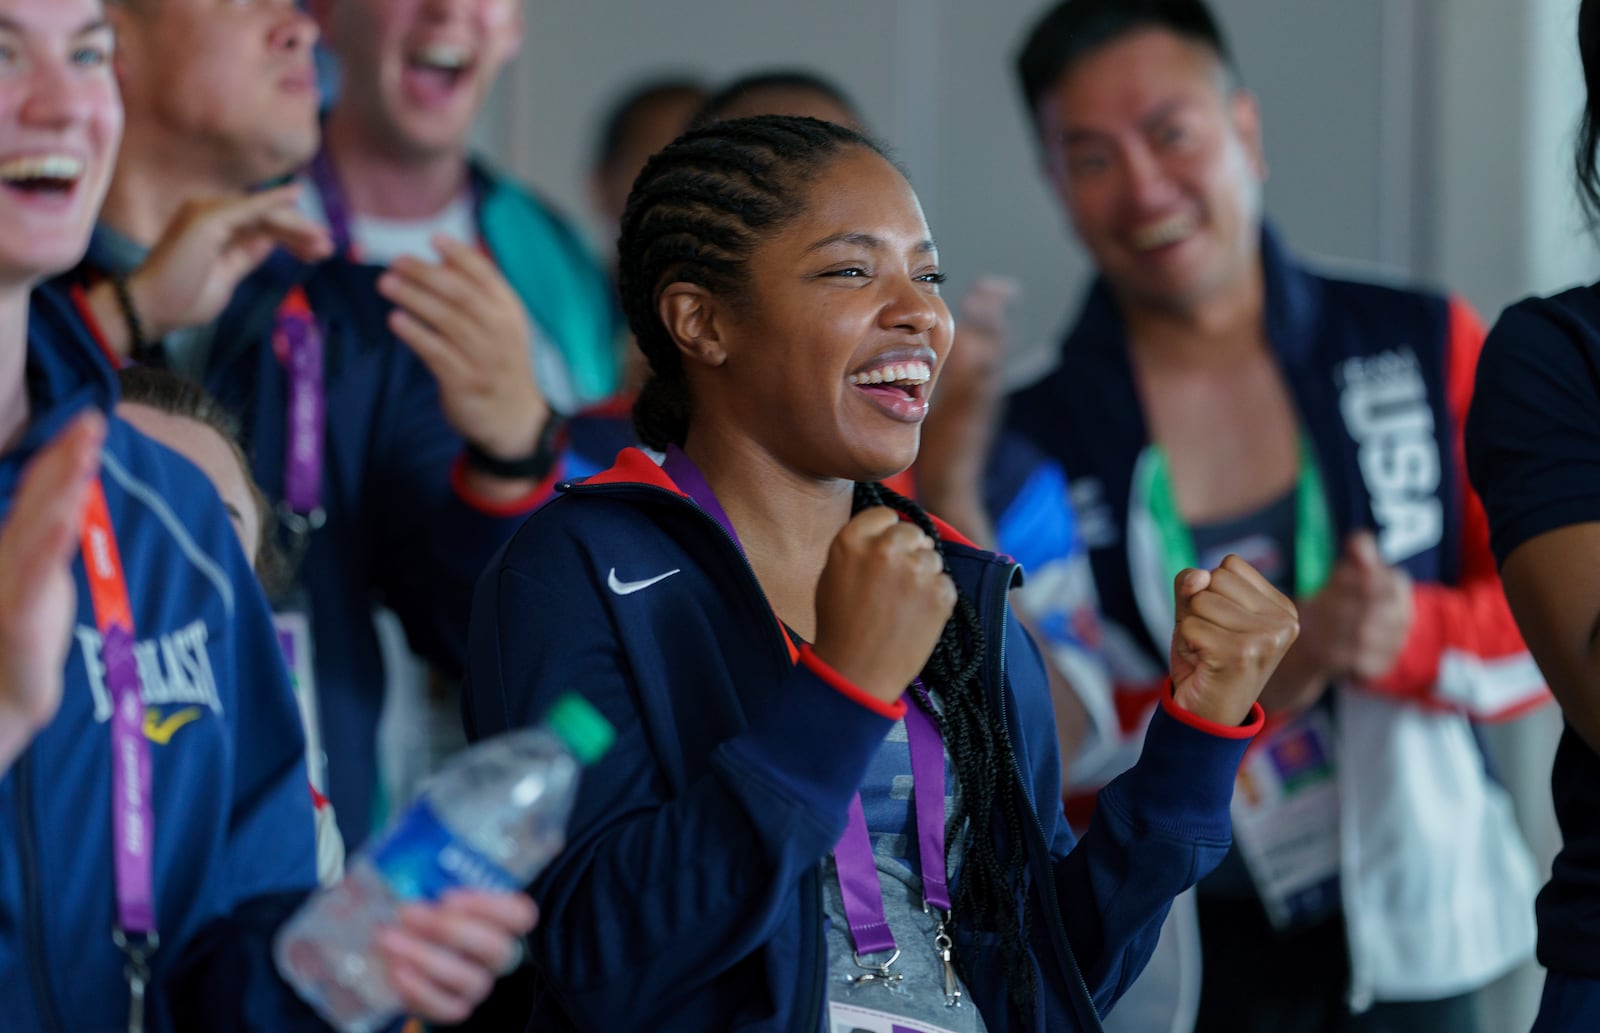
(1169, 554, 1300, 727)
(812, 507, 957, 704)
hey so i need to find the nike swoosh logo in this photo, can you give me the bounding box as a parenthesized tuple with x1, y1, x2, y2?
(607, 567, 682, 596)
(144, 706, 203, 745)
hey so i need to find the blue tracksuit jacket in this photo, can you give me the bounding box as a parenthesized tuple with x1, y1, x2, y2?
(461, 447, 1260, 1032)
(0, 288, 326, 1032)
(52, 236, 550, 846)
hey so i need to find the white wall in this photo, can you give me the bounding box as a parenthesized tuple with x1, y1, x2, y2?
(479, 0, 1415, 369)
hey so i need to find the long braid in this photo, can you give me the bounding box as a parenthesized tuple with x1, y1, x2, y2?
(853, 481, 1037, 1011)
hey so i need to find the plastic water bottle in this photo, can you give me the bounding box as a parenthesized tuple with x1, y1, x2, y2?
(274, 693, 614, 1033)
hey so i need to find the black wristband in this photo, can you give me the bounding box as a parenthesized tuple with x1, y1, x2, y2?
(463, 415, 565, 481)
(109, 271, 154, 359)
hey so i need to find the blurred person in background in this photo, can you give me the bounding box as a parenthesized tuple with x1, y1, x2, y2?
(920, 1, 1547, 1030)
(306, 0, 617, 815)
(0, 1, 534, 1028)
(589, 75, 709, 281)
(560, 75, 707, 480)
(1465, 2, 1600, 1029)
(688, 68, 867, 131)
(55, 0, 559, 854)
(116, 365, 346, 888)
(307, 0, 616, 414)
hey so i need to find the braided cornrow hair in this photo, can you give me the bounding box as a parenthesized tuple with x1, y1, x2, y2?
(618, 113, 1034, 1013)
(854, 479, 1035, 1011)
(617, 114, 877, 449)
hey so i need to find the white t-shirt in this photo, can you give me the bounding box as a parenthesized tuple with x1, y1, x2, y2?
(296, 176, 579, 412)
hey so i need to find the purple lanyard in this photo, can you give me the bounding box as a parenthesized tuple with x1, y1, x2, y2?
(661, 446, 741, 548)
(273, 288, 327, 563)
(833, 690, 950, 943)
(307, 145, 483, 263)
(307, 147, 355, 258)
(661, 446, 956, 996)
(82, 480, 159, 1032)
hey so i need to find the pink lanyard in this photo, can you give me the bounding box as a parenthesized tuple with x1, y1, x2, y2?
(660, 446, 959, 1001)
(81, 477, 158, 1033)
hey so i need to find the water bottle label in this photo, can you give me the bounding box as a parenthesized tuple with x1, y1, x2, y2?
(370, 799, 521, 900)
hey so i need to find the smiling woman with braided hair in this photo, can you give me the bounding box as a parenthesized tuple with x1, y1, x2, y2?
(460, 114, 1298, 1033)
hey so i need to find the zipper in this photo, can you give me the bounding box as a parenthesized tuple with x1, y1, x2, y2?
(565, 478, 829, 1028)
(801, 867, 826, 1033)
(983, 562, 1103, 1032)
(17, 752, 67, 1033)
(1334, 689, 1372, 1013)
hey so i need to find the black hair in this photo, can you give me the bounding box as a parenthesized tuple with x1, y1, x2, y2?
(618, 114, 878, 451)
(852, 484, 1037, 1011)
(688, 70, 862, 131)
(1579, 0, 1600, 224)
(1016, 0, 1236, 120)
(617, 112, 1036, 1012)
(591, 76, 710, 175)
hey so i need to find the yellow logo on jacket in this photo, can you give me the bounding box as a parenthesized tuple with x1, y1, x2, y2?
(143, 706, 202, 745)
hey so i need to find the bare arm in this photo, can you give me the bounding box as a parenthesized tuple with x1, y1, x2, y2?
(1500, 523, 1600, 752)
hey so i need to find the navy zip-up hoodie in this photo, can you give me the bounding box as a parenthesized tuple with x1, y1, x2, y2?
(53, 234, 551, 846)
(0, 289, 327, 1032)
(461, 448, 1262, 1032)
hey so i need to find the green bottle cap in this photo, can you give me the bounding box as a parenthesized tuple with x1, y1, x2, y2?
(545, 693, 614, 765)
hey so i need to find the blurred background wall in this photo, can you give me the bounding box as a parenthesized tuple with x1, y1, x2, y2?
(469, 2, 1593, 1026)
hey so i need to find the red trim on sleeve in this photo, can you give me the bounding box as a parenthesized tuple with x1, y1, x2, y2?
(449, 453, 560, 517)
(309, 784, 329, 810)
(68, 283, 128, 371)
(1161, 678, 1265, 739)
(797, 644, 908, 720)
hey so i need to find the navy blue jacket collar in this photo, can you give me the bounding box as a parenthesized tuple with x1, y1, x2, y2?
(3, 287, 116, 495)
(1067, 223, 1324, 368)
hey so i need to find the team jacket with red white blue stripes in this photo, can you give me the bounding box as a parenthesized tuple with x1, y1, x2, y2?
(995, 226, 1547, 1007)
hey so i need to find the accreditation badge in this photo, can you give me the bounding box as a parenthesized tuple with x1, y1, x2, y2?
(829, 1001, 966, 1033)
(273, 606, 327, 796)
(1229, 707, 1342, 930)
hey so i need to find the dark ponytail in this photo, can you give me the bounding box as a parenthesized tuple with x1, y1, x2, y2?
(852, 480, 1036, 1012)
(1579, 0, 1600, 223)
